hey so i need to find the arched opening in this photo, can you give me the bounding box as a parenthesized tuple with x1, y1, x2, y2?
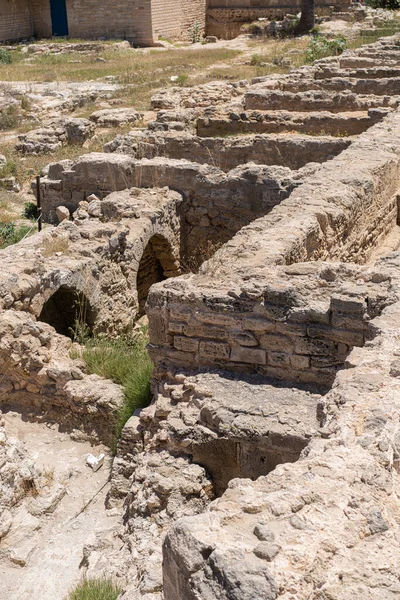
(38, 286, 96, 339)
(136, 234, 179, 316)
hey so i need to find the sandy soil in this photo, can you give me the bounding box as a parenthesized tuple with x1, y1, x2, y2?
(0, 411, 119, 600)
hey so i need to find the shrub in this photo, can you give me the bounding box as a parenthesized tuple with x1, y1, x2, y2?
(0, 105, 20, 131)
(72, 330, 153, 447)
(188, 20, 202, 43)
(68, 577, 121, 600)
(365, 0, 400, 7)
(305, 35, 346, 63)
(0, 48, 12, 64)
(0, 159, 17, 179)
(250, 53, 262, 66)
(23, 201, 39, 220)
(0, 222, 32, 249)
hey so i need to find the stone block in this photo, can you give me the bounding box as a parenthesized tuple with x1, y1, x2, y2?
(268, 351, 290, 367)
(294, 337, 335, 356)
(230, 331, 258, 346)
(330, 294, 366, 314)
(307, 324, 364, 346)
(230, 347, 266, 365)
(259, 334, 293, 352)
(148, 312, 169, 345)
(290, 355, 310, 370)
(199, 341, 231, 360)
(174, 336, 199, 353)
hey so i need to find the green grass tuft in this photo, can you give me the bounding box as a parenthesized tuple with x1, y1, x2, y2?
(0, 222, 32, 249)
(68, 577, 121, 600)
(72, 330, 153, 447)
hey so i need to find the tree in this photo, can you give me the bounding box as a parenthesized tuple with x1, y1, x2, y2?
(296, 0, 315, 33)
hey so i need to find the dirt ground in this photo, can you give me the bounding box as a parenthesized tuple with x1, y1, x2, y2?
(0, 412, 118, 600)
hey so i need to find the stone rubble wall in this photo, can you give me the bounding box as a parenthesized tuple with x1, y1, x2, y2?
(147, 262, 396, 388)
(0, 309, 124, 446)
(36, 154, 315, 257)
(104, 131, 351, 171)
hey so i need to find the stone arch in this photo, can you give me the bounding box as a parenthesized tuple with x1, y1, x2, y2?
(136, 234, 179, 316)
(38, 286, 96, 339)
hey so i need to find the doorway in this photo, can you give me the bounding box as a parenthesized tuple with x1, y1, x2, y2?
(50, 0, 69, 37)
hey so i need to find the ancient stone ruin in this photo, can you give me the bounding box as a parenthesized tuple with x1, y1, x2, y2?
(3, 31, 400, 600)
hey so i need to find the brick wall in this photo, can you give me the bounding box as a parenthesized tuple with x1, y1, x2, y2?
(151, 0, 206, 41)
(31, 0, 52, 38)
(31, 0, 155, 45)
(65, 0, 154, 45)
(151, 0, 184, 40)
(4, 0, 206, 45)
(0, 0, 33, 42)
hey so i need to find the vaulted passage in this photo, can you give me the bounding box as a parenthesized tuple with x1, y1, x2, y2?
(136, 234, 180, 316)
(38, 286, 95, 339)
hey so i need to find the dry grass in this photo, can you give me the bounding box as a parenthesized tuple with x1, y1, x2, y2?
(0, 129, 119, 187)
(181, 239, 225, 273)
(0, 46, 241, 111)
(41, 236, 69, 257)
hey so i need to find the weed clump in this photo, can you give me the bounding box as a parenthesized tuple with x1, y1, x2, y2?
(0, 105, 20, 131)
(0, 49, 11, 64)
(305, 35, 346, 63)
(67, 577, 121, 600)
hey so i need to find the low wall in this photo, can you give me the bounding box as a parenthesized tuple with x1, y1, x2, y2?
(36, 154, 310, 257)
(0, 309, 124, 445)
(197, 107, 386, 137)
(105, 132, 351, 171)
(147, 262, 393, 388)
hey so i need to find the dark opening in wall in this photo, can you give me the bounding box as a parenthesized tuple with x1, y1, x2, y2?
(137, 234, 180, 316)
(192, 436, 308, 497)
(38, 286, 95, 339)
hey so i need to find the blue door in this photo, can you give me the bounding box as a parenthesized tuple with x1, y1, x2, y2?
(50, 0, 69, 37)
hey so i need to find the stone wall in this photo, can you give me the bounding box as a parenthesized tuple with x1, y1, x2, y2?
(143, 105, 400, 385)
(105, 131, 351, 171)
(0, 308, 124, 445)
(36, 154, 315, 258)
(0, 0, 33, 42)
(147, 262, 394, 388)
(162, 264, 400, 600)
(0, 186, 182, 441)
(206, 0, 349, 38)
